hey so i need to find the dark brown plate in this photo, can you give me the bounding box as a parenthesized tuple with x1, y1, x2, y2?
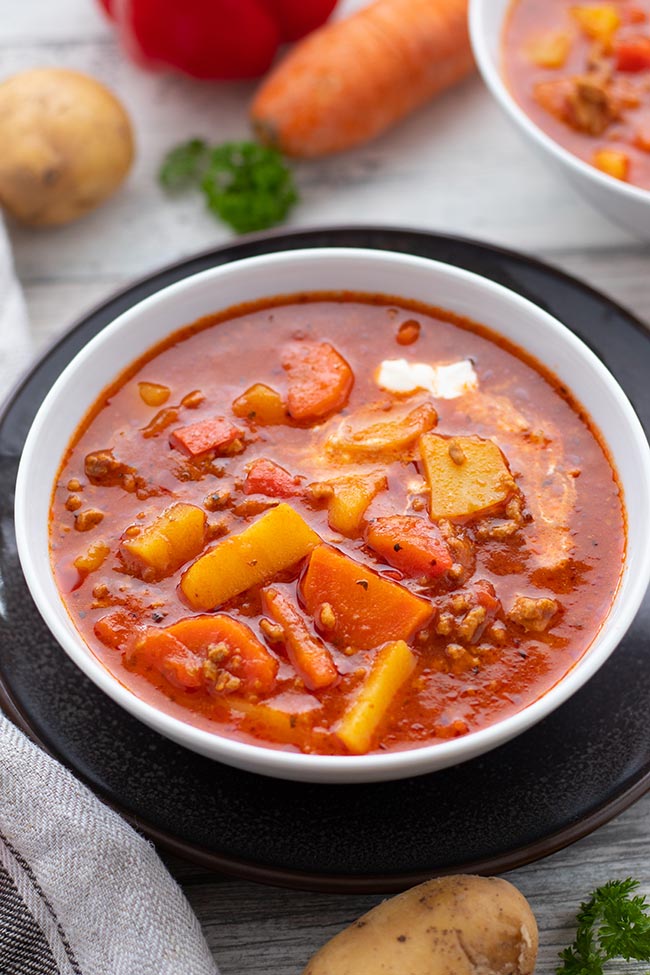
(1, 227, 649, 893)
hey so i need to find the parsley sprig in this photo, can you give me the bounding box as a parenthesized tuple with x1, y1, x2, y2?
(558, 879, 650, 974)
(159, 138, 298, 234)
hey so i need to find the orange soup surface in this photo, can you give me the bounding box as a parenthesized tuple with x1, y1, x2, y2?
(504, 0, 650, 189)
(50, 294, 625, 756)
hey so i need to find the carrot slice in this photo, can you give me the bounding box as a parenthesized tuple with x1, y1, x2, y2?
(166, 614, 278, 694)
(301, 544, 433, 650)
(169, 416, 242, 457)
(365, 515, 453, 579)
(250, 0, 474, 158)
(283, 341, 353, 421)
(262, 586, 338, 690)
(244, 458, 301, 498)
(127, 628, 205, 691)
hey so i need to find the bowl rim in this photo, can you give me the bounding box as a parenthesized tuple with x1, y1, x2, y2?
(468, 0, 650, 206)
(14, 246, 650, 781)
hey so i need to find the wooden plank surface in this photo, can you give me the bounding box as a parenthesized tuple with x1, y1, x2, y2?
(2, 1, 650, 971)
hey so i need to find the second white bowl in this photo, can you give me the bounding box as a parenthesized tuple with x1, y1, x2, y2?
(470, 0, 650, 240)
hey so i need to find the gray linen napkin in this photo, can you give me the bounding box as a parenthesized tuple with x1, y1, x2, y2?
(0, 715, 220, 975)
(0, 218, 220, 975)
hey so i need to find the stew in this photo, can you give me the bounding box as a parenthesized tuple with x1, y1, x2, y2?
(50, 293, 625, 755)
(504, 0, 650, 189)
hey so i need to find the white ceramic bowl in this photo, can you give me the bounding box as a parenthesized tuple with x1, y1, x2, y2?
(15, 247, 650, 783)
(469, 0, 650, 240)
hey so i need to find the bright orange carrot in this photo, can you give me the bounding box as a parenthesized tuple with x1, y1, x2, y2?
(283, 341, 353, 421)
(261, 586, 338, 690)
(250, 0, 474, 158)
(301, 544, 433, 650)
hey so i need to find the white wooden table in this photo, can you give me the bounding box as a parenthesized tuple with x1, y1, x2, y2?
(2, 1, 650, 972)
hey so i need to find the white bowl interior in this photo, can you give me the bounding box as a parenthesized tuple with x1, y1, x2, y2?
(469, 0, 650, 238)
(15, 248, 650, 782)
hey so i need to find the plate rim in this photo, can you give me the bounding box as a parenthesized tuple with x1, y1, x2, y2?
(2, 223, 650, 893)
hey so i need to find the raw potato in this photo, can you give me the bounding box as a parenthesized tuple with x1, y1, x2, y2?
(303, 874, 538, 975)
(0, 68, 134, 226)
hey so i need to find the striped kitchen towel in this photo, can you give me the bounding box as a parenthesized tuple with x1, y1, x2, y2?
(0, 706, 220, 974)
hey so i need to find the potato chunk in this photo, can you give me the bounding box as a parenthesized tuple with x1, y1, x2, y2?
(232, 383, 287, 425)
(571, 5, 621, 45)
(303, 875, 538, 975)
(336, 640, 416, 754)
(525, 30, 572, 68)
(326, 402, 437, 461)
(120, 502, 206, 579)
(419, 433, 517, 521)
(301, 544, 433, 650)
(181, 503, 320, 611)
(593, 147, 629, 180)
(311, 471, 387, 536)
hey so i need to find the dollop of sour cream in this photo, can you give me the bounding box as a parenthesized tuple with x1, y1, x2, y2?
(375, 358, 478, 399)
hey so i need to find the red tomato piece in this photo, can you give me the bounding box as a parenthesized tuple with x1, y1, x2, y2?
(365, 515, 453, 579)
(283, 341, 354, 421)
(244, 458, 301, 498)
(615, 35, 650, 71)
(263, 0, 338, 41)
(169, 416, 241, 457)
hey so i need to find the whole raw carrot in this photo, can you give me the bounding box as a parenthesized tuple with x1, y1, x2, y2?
(250, 0, 473, 158)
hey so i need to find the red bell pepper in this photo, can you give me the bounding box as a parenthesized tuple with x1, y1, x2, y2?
(615, 35, 650, 72)
(97, 0, 338, 80)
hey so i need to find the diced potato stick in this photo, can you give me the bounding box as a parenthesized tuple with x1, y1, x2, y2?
(74, 540, 110, 574)
(336, 640, 416, 754)
(419, 433, 516, 521)
(571, 5, 620, 45)
(262, 587, 337, 690)
(365, 515, 453, 578)
(283, 341, 354, 421)
(593, 147, 629, 180)
(121, 502, 206, 578)
(166, 614, 278, 693)
(138, 381, 170, 407)
(169, 416, 242, 457)
(311, 471, 386, 536)
(302, 544, 433, 650)
(181, 503, 320, 611)
(229, 696, 322, 747)
(525, 31, 572, 68)
(326, 402, 437, 461)
(232, 383, 287, 424)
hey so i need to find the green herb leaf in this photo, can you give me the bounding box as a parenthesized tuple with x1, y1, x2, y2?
(159, 139, 210, 192)
(200, 141, 298, 234)
(557, 879, 650, 975)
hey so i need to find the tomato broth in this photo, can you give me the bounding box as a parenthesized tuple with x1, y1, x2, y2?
(50, 293, 625, 755)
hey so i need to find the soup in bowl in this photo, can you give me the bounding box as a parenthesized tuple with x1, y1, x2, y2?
(15, 248, 650, 782)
